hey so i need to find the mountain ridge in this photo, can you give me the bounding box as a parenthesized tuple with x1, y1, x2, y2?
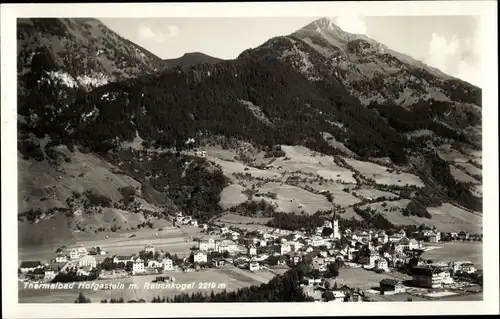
(296, 18, 457, 81)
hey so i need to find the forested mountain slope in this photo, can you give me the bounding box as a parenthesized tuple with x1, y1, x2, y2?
(17, 18, 482, 245)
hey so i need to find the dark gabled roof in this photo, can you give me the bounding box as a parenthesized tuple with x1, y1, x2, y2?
(412, 265, 447, 276)
(398, 237, 410, 245)
(379, 278, 399, 286)
(49, 262, 67, 270)
(20, 261, 42, 268)
(114, 255, 133, 260)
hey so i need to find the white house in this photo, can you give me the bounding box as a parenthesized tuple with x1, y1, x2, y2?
(397, 237, 419, 251)
(312, 257, 327, 272)
(44, 269, 57, 280)
(217, 240, 238, 254)
(451, 261, 476, 274)
(289, 254, 302, 265)
(358, 232, 372, 243)
(310, 236, 325, 247)
(193, 251, 208, 264)
(377, 231, 389, 244)
(277, 257, 287, 266)
(77, 245, 88, 257)
(259, 240, 267, 247)
(440, 269, 454, 285)
(288, 241, 304, 252)
(145, 243, 155, 254)
(368, 252, 380, 268)
(315, 226, 324, 235)
(249, 262, 260, 272)
(428, 232, 441, 243)
(147, 260, 162, 268)
(55, 255, 68, 263)
(248, 245, 257, 256)
(389, 233, 403, 242)
(132, 258, 145, 275)
(341, 247, 353, 261)
(195, 150, 207, 158)
(330, 290, 346, 302)
(254, 253, 269, 262)
(78, 255, 97, 269)
(279, 243, 291, 255)
(161, 258, 174, 271)
(113, 255, 135, 265)
(199, 238, 218, 252)
(375, 258, 389, 272)
(69, 249, 80, 260)
(77, 267, 92, 276)
(263, 233, 277, 240)
(412, 266, 453, 288)
(457, 231, 470, 240)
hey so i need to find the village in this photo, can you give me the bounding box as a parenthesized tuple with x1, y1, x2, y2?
(18, 211, 483, 303)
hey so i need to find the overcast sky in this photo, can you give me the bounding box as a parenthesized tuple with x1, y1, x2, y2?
(101, 16, 481, 87)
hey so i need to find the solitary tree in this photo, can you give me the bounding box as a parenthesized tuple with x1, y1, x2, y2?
(74, 292, 91, 303)
(322, 291, 335, 302)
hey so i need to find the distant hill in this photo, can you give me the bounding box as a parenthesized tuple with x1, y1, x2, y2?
(164, 52, 223, 68)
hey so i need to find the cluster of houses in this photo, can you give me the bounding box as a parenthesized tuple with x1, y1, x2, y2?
(172, 213, 198, 227)
(302, 279, 366, 302)
(194, 150, 207, 158)
(19, 245, 101, 281)
(375, 263, 460, 295)
(112, 255, 174, 275)
(411, 264, 455, 288)
(18, 242, 176, 281)
(189, 220, 420, 273)
(18, 213, 480, 300)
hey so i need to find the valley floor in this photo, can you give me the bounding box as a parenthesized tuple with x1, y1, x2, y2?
(19, 225, 202, 262)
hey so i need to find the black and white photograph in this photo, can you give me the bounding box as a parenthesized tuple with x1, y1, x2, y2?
(1, 1, 498, 317)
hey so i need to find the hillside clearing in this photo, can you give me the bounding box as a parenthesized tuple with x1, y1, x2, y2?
(436, 145, 470, 163)
(449, 165, 480, 184)
(219, 184, 248, 209)
(276, 146, 356, 184)
(350, 187, 399, 200)
(211, 158, 280, 181)
(257, 182, 333, 214)
(217, 213, 272, 225)
(343, 158, 424, 187)
(454, 162, 482, 177)
(18, 149, 141, 213)
(360, 201, 482, 233)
